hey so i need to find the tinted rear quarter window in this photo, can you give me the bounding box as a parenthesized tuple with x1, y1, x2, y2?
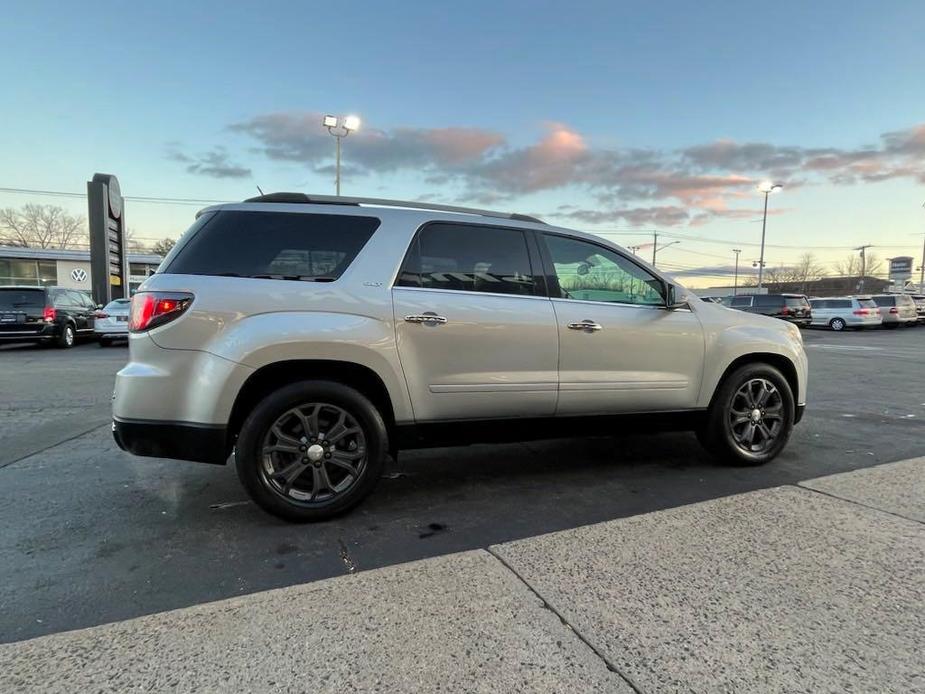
(754, 295, 780, 307)
(165, 211, 379, 281)
(397, 223, 538, 296)
(0, 288, 45, 310)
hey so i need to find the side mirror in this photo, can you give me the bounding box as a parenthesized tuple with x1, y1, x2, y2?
(665, 284, 689, 310)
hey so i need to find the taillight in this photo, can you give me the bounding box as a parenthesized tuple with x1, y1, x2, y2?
(889, 307, 899, 314)
(853, 309, 866, 316)
(129, 292, 193, 332)
(42, 307, 56, 322)
(780, 306, 790, 315)
(95, 311, 109, 319)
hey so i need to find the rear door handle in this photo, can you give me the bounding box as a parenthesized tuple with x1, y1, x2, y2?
(567, 320, 602, 332)
(404, 313, 447, 325)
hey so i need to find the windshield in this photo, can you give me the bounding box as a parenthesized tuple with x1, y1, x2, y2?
(784, 297, 810, 308)
(858, 298, 877, 308)
(104, 299, 131, 311)
(0, 288, 44, 310)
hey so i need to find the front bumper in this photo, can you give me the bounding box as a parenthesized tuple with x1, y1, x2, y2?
(112, 418, 229, 465)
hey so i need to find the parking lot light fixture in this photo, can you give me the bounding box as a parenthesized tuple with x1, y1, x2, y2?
(343, 115, 361, 132)
(323, 114, 361, 195)
(756, 182, 783, 290)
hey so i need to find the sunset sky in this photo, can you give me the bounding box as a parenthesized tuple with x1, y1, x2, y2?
(2, 0, 924, 287)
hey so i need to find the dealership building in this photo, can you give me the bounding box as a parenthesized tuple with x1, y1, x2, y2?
(0, 246, 163, 294)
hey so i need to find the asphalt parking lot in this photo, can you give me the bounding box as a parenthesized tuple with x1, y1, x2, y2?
(2, 327, 924, 644)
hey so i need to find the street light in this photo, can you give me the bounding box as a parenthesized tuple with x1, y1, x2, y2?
(732, 248, 742, 295)
(756, 181, 783, 290)
(323, 114, 361, 195)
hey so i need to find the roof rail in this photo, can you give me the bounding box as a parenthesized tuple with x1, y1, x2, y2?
(241, 192, 545, 224)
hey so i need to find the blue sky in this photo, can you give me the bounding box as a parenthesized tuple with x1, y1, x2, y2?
(2, 1, 924, 285)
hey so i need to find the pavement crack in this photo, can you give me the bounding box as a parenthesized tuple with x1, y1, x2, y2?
(338, 539, 357, 575)
(793, 483, 925, 526)
(486, 547, 644, 694)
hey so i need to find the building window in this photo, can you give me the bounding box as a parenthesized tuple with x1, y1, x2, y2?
(38, 260, 57, 285)
(0, 259, 56, 287)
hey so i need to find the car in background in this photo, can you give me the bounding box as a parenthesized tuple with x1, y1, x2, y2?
(911, 294, 925, 323)
(727, 293, 812, 326)
(870, 294, 918, 328)
(0, 286, 98, 348)
(699, 296, 724, 304)
(808, 296, 882, 331)
(94, 298, 131, 346)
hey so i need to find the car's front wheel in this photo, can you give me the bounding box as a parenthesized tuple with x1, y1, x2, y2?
(235, 381, 387, 522)
(829, 317, 846, 331)
(698, 363, 795, 466)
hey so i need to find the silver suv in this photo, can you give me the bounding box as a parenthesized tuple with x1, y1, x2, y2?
(113, 194, 808, 521)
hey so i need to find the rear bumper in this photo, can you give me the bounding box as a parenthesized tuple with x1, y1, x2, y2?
(0, 324, 57, 341)
(112, 418, 228, 465)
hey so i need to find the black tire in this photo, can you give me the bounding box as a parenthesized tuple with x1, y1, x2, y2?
(235, 380, 387, 522)
(98, 337, 112, 347)
(698, 363, 795, 466)
(829, 317, 846, 332)
(56, 323, 75, 349)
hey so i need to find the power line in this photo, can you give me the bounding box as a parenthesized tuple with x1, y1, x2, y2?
(0, 186, 231, 206)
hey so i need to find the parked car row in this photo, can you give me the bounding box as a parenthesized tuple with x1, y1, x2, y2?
(701, 291, 923, 331)
(0, 286, 129, 348)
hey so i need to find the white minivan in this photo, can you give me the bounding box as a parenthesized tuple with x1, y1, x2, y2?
(808, 296, 882, 331)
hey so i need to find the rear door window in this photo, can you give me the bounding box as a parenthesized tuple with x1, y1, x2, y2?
(397, 223, 539, 296)
(164, 211, 380, 281)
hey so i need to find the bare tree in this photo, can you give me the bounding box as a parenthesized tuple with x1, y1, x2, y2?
(0, 204, 87, 249)
(835, 252, 883, 277)
(150, 237, 176, 256)
(792, 253, 825, 292)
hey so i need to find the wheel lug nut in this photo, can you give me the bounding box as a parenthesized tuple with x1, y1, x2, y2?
(324, 452, 331, 459)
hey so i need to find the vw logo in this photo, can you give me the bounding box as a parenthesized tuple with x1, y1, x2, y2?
(70, 268, 88, 283)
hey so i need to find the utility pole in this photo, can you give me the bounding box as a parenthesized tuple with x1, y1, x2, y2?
(854, 244, 873, 294)
(651, 231, 658, 266)
(732, 248, 742, 295)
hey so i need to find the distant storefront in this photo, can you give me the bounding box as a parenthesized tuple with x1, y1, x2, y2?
(0, 246, 162, 294)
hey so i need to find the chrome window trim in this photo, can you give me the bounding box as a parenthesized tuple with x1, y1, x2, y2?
(391, 285, 552, 302)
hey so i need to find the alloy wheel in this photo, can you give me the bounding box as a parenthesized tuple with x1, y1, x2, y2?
(729, 378, 785, 454)
(259, 403, 367, 505)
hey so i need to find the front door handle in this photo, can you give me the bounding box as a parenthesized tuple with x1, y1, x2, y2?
(567, 319, 602, 332)
(404, 313, 447, 325)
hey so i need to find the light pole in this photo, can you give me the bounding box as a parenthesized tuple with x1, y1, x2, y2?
(732, 248, 742, 295)
(323, 114, 361, 195)
(919, 202, 925, 293)
(756, 181, 783, 290)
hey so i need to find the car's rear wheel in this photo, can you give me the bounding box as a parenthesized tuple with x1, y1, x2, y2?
(235, 381, 387, 522)
(56, 324, 75, 349)
(698, 363, 794, 466)
(829, 317, 846, 331)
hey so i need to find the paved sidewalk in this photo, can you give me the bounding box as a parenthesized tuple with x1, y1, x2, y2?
(2, 458, 923, 693)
